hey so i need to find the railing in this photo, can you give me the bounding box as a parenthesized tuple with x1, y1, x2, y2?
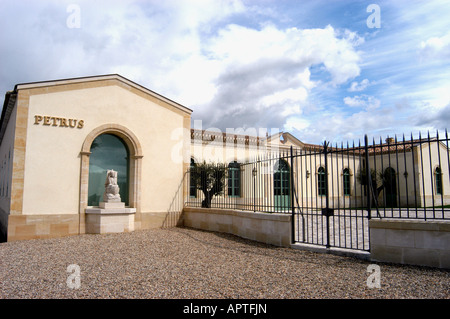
(185, 130, 450, 251)
(186, 131, 450, 217)
(365, 131, 450, 220)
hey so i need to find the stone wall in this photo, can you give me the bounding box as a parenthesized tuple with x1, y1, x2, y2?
(183, 207, 291, 247)
(7, 214, 79, 241)
(369, 219, 450, 269)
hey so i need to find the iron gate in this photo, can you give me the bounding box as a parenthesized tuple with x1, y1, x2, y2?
(290, 138, 372, 252)
(291, 132, 450, 252)
(186, 131, 450, 253)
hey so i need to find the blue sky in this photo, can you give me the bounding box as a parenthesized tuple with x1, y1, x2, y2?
(1, 0, 449, 144)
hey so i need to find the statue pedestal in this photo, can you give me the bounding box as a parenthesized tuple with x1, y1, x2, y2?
(99, 201, 125, 209)
(85, 202, 136, 234)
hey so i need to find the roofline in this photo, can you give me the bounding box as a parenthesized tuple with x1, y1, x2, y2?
(0, 91, 17, 145)
(190, 128, 312, 150)
(14, 74, 193, 115)
(281, 132, 306, 146)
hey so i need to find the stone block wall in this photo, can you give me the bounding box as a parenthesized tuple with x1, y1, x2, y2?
(183, 207, 291, 247)
(369, 219, 450, 269)
(7, 214, 79, 241)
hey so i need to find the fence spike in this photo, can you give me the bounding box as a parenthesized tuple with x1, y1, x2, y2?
(184, 129, 450, 251)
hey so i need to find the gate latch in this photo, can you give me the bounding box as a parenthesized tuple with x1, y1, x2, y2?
(321, 208, 334, 217)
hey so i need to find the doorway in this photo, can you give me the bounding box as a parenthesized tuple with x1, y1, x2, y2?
(384, 167, 397, 208)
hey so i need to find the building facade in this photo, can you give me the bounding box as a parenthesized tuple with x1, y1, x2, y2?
(1, 74, 448, 241)
(189, 128, 450, 211)
(0, 75, 191, 241)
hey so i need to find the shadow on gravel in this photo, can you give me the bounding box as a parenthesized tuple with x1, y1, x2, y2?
(168, 226, 373, 269)
(168, 226, 450, 274)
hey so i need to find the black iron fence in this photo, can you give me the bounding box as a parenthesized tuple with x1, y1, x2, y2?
(185, 130, 450, 251)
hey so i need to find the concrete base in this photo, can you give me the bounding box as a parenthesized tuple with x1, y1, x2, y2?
(183, 207, 291, 247)
(99, 201, 125, 209)
(85, 204, 136, 234)
(291, 242, 371, 261)
(370, 219, 450, 269)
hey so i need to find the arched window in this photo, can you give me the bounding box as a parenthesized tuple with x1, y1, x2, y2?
(190, 158, 197, 197)
(274, 159, 290, 211)
(384, 167, 397, 207)
(435, 167, 443, 195)
(88, 133, 129, 206)
(343, 168, 351, 196)
(274, 160, 290, 197)
(228, 161, 240, 197)
(318, 166, 326, 196)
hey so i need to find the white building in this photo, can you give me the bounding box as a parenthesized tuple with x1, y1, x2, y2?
(1, 74, 448, 241)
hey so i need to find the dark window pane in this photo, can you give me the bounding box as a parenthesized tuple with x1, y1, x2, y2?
(88, 134, 129, 206)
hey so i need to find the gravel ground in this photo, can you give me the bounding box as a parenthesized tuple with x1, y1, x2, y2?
(0, 227, 449, 299)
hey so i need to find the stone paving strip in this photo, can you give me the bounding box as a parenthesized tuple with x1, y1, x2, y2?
(0, 227, 449, 299)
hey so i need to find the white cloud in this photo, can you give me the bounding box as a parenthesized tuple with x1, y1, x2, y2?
(420, 31, 450, 59)
(196, 24, 364, 129)
(284, 116, 310, 132)
(416, 102, 450, 130)
(288, 103, 397, 144)
(419, 85, 450, 110)
(348, 79, 370, 92)
(343, 95, 380, 111)
(3, 0, 448, 145)
(0, 1, 365, 139)
(260, 87, 308, 108)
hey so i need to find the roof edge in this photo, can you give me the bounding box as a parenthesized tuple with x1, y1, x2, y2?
(14, 74, 193, 115)
(0, 91, 18, 145)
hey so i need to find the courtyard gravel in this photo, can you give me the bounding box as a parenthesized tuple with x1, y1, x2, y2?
(0, 227, 449, 299)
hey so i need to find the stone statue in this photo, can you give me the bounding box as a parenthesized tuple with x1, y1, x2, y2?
(103, 169, 121, 202)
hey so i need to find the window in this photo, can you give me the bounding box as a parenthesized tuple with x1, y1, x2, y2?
(190, 158, 197, 197)
(318, 166, 326, 196)
(436, 167, 443, 195)
(343, 168, 351, 196)
(227, 161, 241, 197)
(274, 160, 290, 197)
(88, 133, 130, 206)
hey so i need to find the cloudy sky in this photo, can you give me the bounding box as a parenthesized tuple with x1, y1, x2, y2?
(1, 0, 449, 144)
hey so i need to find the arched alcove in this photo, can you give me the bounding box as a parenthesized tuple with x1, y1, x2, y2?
(79, 124, 143, 233)
(87, 133, 130, 206)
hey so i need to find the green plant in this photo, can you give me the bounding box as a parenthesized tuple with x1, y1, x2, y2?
(190, 162, 227, 208)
